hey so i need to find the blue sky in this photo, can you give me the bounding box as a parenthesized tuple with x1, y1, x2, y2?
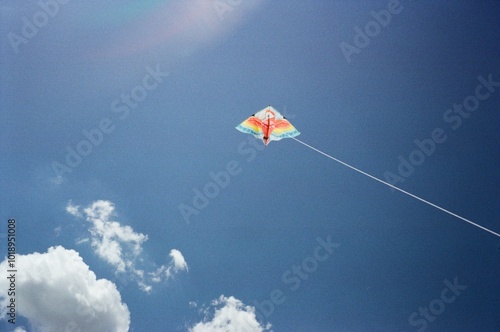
(1, 1, 499, 331)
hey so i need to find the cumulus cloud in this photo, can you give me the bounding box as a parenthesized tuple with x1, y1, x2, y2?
(189, 295, 272, 332)
(67, 200, 188, 292)
(0, 246, 130, 332)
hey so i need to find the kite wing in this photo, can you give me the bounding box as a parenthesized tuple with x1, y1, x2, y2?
(269, 118, 300, 141)
(235, 115, 265, 140)
(236, 106, 300, 145)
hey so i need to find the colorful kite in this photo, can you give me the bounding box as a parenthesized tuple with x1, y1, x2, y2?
(236, 106, 500, 239)
(236, 106, 300, 145)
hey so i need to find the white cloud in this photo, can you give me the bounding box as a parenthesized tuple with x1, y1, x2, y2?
(170, 249, 188, 270)
(76, 237, 90, 244)
(150, 249, 189, 282)
(13, 327, 27, 332)
(65, 200, 82, 217)
(67, 200, 188, 292)
(0, 246, 130, 332)
(82, 200, 148, 273)
(189, 295, 272, 332)
(167, 249, 189, 277)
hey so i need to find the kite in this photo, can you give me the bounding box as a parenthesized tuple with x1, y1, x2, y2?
(235, 106, 500, 239)
(235, 106, 300, 145)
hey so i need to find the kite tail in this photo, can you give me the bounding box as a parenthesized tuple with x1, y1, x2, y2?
(291, 137, 500, 238)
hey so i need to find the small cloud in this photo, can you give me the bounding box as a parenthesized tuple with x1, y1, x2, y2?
(67, 200, 147, 274)
(13, 327, 28, 332)
(76, 238, 90, 245)
(167, 249, 188, 277)
(66, 200, 82, 218)
(66, 200, 188, 292)
(189, 295, 272, 332)
(149, 249, 188, 283)
(54, 226, 62, 237)
(0, 246, 130, 332)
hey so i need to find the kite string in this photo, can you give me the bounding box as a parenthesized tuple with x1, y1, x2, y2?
(291, 137, 500, 238)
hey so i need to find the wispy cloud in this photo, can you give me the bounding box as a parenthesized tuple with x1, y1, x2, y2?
(150, 249, 189, 283)
(84, 200, 147, 273)
(189, 295, 272, 332)
(65, 200, 82, 217)
(0, 246, 130, 332)
(67, 200, 188, 292)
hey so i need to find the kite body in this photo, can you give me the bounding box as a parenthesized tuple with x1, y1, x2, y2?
(236, 106, 300, 145)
